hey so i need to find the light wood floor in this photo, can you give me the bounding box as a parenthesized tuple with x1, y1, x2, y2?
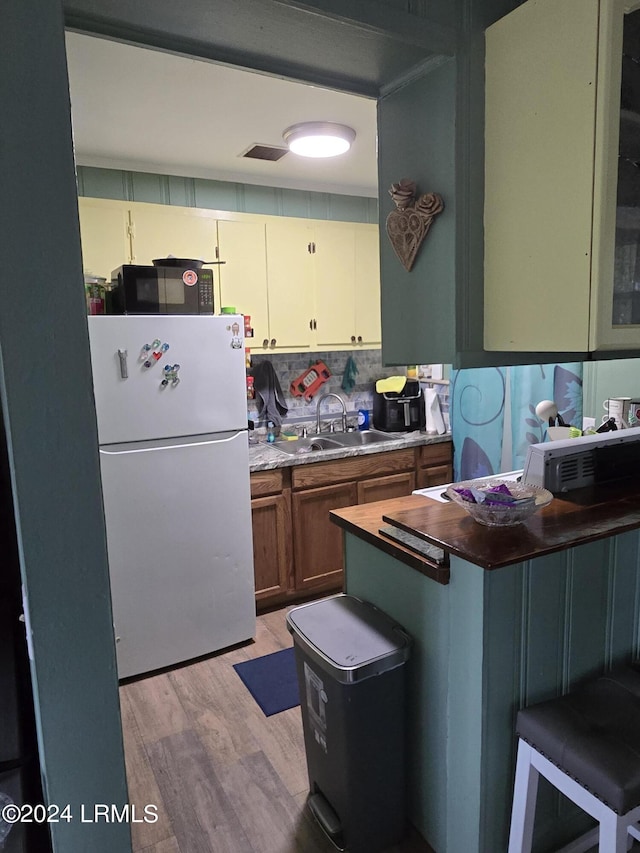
(119, 604, 432, 853)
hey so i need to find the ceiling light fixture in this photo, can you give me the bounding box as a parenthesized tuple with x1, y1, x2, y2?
(283, 122, 356, 158)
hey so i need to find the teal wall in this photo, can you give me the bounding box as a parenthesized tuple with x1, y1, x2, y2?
(378, 60, 458, 367)
(344, 530, 640, 853)
(583, 358, 640, 422)
(1, 2, 131, 851)
(76, 165, 378, 223)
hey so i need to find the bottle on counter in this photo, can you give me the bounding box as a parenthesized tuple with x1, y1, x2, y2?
(357, 409, 370, 431)
(266, 421, 276, 443)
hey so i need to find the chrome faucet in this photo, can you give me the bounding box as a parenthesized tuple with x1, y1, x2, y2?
(316, 392, 348, 434)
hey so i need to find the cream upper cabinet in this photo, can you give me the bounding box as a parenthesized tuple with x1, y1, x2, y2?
(264, 218, 315, 349)
(314, 222, 358, 347)
(77, 197, 131, 280)
(312, 221, 382, 348)
(484, 0, 633, 352)
(76, 198, 382, 351)
(354, 223, 381, 345)
(128, 202, 219, 266)
(217, 218, 269, 346)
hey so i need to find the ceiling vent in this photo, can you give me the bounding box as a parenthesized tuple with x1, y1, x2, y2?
(241, 144, 289, 162)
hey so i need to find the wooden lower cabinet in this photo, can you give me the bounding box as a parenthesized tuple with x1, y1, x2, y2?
(251, 491, 292, 604)
(292, 482, 358, 593)
(250, 441, 452, 610)
(416, 442, 453, 489)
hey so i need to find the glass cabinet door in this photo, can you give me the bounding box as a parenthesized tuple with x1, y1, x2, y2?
(611, 11, 640, 326)
(613, 8, 640, 328)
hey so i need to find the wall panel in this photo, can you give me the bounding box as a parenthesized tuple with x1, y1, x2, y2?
(77, 165, 378, 222)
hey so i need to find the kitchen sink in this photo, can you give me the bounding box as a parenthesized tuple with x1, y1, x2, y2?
(326, 430, 398, 447)
(269, 436, 343, 455)
(268, 430, 398, 455)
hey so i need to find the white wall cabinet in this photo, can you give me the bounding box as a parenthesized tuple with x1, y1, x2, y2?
(484, 0, 638, 353)
(77, 198, 381, 351)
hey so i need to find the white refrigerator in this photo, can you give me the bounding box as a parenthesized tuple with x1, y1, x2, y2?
(88, 315, 255, 679)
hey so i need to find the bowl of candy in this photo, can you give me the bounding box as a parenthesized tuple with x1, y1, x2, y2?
(444, 478, 553, 527)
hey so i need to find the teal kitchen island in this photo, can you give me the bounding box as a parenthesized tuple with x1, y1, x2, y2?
(330, 486, 640, 853)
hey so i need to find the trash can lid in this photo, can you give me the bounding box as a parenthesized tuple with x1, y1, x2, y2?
(286, 594, 411, 683)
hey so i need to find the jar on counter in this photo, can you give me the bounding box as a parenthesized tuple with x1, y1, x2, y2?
(84, 275, 107, 315)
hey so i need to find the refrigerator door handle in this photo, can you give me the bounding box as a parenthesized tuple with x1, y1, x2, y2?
(99, 430, 247, 455)
(117, 349, 128, 379)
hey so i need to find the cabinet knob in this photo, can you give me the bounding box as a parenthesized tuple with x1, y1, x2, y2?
(309, 320, 313, 330)
(357, 335, 362, 343)
(270, 338, 276, 347)
(263, 338, 269, 348)
(351, 335, 356, 343)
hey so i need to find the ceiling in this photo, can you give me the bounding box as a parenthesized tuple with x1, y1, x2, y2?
(65, 32, 379, 197)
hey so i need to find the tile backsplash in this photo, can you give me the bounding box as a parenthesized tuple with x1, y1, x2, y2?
(248, 349, 449, 428)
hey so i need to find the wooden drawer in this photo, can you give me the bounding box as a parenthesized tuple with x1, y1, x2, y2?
(250, 468, 285, 497)
(415, 464, 452, 490)
(357, 471, 416, 504)
(291, 448, 416, 490)
(418, 441, 452, 468)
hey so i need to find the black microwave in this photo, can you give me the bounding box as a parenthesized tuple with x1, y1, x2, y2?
(110, 264, 215, 314)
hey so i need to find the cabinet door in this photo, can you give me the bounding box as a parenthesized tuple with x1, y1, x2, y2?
(354, 224, 381, 345)
(77, 197, 131, 280)
(484, 0, 617, 352)
(251, 491, 292, 604)
(357, 471, 416, 504)
(593, 3, 640, 350)
(264, 219, 315, 349)
(292, 482, 357, 592)
(128, 202, 218, 266)
(217, 219, 269, 346)
(314, 222, 357, 347)
(416, 463, 452, 490)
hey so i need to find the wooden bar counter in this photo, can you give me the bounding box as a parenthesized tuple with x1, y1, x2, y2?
(330, 486, 640, 853)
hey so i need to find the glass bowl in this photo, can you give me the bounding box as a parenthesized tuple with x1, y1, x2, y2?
(444, 478, 553, 527)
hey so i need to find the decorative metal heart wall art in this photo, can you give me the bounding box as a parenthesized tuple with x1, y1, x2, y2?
(385, 180, 444, 272)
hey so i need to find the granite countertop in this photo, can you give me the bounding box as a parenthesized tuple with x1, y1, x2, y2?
(249, 430, 451, 472)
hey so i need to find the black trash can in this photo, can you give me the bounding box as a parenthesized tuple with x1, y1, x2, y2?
(286, 594, 411, 853)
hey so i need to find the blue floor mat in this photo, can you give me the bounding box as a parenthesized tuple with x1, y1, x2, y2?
(233, 646, 300, 717)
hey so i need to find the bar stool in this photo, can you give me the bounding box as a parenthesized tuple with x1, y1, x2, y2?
(508, 667, 640, 853)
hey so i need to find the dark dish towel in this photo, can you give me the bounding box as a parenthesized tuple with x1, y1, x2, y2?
(253, 360, 288, 426)
(341, 355, 359, 393)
